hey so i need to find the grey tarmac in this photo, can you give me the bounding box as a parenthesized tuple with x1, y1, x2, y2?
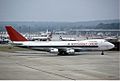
(0, 51, 119, 80)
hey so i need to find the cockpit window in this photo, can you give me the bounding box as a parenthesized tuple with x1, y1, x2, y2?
(104, 40, 107, 42)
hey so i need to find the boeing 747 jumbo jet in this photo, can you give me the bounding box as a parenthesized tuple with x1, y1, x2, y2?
(5, 26, 114, 55)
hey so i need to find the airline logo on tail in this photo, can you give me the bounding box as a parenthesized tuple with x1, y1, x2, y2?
(5, 26, 28, 41)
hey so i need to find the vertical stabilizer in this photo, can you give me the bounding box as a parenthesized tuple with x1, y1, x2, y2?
(5, 26, 28, 41)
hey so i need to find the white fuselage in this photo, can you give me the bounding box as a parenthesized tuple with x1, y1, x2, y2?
(12, 39, 114, 51)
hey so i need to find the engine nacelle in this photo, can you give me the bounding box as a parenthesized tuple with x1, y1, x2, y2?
(49, 48, 58, 53)
(66, 48, 75, 54)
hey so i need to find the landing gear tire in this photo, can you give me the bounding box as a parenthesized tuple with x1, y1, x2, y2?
(101, 51, 104, 55)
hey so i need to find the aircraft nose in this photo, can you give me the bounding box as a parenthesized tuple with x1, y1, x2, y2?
(111, 43, 115, 49)
(109, 43, 115, 49)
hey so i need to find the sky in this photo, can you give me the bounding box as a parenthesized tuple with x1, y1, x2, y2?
(0, 0, 119, 22)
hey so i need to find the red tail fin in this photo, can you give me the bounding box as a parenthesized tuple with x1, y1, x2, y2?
(5, 26, 28, 41)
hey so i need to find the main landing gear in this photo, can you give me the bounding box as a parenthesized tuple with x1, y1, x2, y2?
(58, 51, 68, 55)
(101, 51, 104, 55)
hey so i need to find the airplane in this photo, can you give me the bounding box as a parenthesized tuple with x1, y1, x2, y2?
(5, 26, 115, 55)
(24, 30, 52, 41)
(59, 36, 76, 41)
(26, 35, 51, 41)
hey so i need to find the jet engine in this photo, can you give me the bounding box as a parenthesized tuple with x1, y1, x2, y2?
(49, 48, 58, 53)
(66, 48, 75, 54)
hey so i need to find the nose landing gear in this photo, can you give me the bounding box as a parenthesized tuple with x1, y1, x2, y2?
(101, 51, 104, 55)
